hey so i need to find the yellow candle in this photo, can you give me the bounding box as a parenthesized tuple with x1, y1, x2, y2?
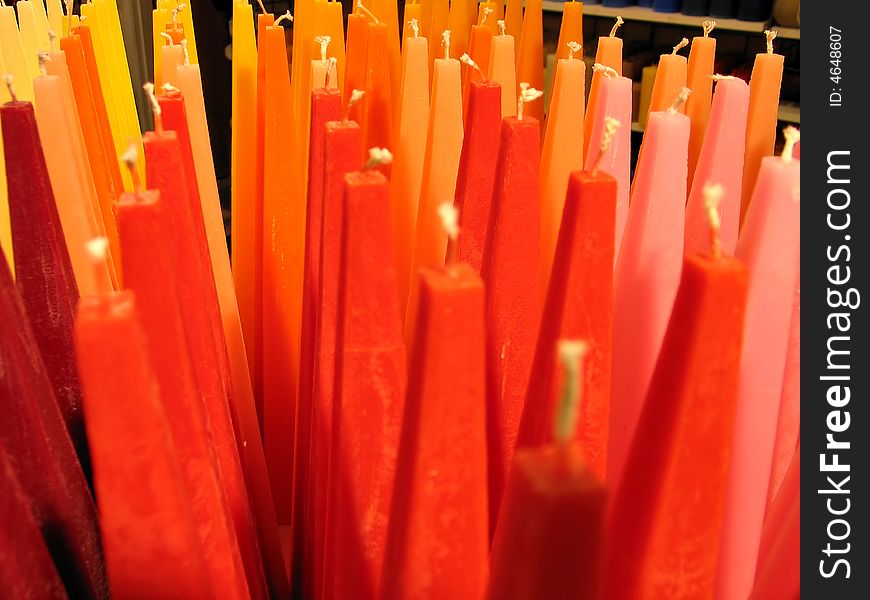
(30, 0, 51, 48)
(516, 0, 544, 123)
(0, 7, 33, 100)
(47, 0, 64, 38)
(488, 28, 517, 117)
(15, 1, 42, 78)
(152, 6, 170, 87)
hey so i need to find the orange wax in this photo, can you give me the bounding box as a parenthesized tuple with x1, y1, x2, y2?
(478, 1, 499, 36)
(647, 51, 689, 119)
(373, 0, 402, 103)
(362, 22, 395, 173)
(402, 1, 423, 48)
(160, 43, 185, 88)
(583, 33, 623, 160)
(488, 32, 517, 118)
(344, 13, 370, 123)
(555, 1, 584, 60)
(504, 0, 523, 47)
(515, 0, 544, 123)
(685, 33, 716, 189)
(447, 0, 476, 59)
(428, 0, 449, 75)
(462, 24, 494, 117)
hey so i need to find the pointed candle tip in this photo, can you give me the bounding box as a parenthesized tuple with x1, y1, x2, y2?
(442, 30, 451, 60)
(408, 18, 419, 38)
(554, 340, 591, 444)
(497, 19, 506, 37)
(356, 1, 379, 25)
(480, 6, 494, 27)
(314, 35, 332, 64)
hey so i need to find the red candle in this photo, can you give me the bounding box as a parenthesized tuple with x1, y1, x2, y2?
(362, 22, 394, 174)
(344, 12, 370, 124)
(0, 247, 106, 599)
(517, 169, 616, 480)
(75, 285, 211, 599)
(489, 343, 606, 600)
(604, 233, 749, 598)
(382, 264, 489, 599)
(1, 99, 88, 474)
(481, 116, 543, 534)
(0, 447, 66, 599)
(454, 79, 501, 273)
(308, 119, 363, 597)
(323, 170, 407, 600)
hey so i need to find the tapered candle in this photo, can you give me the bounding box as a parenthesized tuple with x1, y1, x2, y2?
(741, 30, 784, 222)
(391, 29, 430, 309)
(609, 96, 690, 486)
(477, 1, 499, 36)
(345, 10, 370, 123)
(685, 76, 749, 256)
(15, 1, 41, 78)
(47, 0, 63, 37)
(75, 243, 212, 600)
(320, 0, 347, 95)
(519, 161, 617, 480)
(515, 0, 544, 123)
(455, 79, 502, 273)
(2, 94, 89, 472)
(323, 168, 407, 600)
(362, 21, 395, 171)
(0, 5, 34, 100)
(716, 129, 801, 600)
(447, 0, 476, 59)
(583, 17, 623, 160)
(428, 0, 449, 74)
(504, 0, 522, 43)
(0, 53, 9, 275)
(0, 446, 66, 599)
(405, 40, 463, 325)
(605, 192, 749, 598)
(402, 1, 423, 47)
(488, 22, 517, 117)
(383, 263, 489, 600)
(462, 11, 494, 115)
(555, 1, 584, 60)
(540, 43, 585, 283)
(0, 244, 106, 600)
(371, 0, 400, 103)
(490, 343, 606, 600)
(647, 38, 689, 120)
(160, 40, 184, 88)
(685, 21, 717, 189)
(152, 4, 171, 86)
(482, 108, 543, 534)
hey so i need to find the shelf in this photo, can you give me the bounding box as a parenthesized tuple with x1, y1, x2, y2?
(777, 102, 800, 123)
(775, 26, 800, 40)
(542, 2, 774, 35)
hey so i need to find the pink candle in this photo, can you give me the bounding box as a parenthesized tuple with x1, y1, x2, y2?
(684, 77, 749, 256)
(609, 106, 689, 487)
(716, 132, 800, 600)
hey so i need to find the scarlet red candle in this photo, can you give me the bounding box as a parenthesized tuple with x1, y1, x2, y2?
(382, 264, 489, 599)
(323, 170, 407, 600)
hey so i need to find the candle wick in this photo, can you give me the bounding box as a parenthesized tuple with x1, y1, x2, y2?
(567, 41, 581, 61)
(4, 74, 17, 102)
(592, 117, 621, 175)
(162, 82, 181, 96)
(667, 87, 691, 114)
(344, 88, 365, 122)
(324, 57, 337, 89)
(364, 146, 393, 170)
(710, 73, 737, 81)
(274, 10, 293, 27)
(553, 340, 590, 444)
(254, 0, 267, 14)
(160, 31, 174, 46)
(438, 202, 460, 265)
(702, 182, 724, 260)
(48, 30, 58, 53)
(672, 37, 689, 55)
(180, 39, 190, 65)
(702, 20, 717, 37)
(407, 18, 419, 39)
(764, 29, 777, 54)
(356, 1, 379, 25)
(37, 52, 51, 78)
(121, 144, 143, 196)
(441, 30, 451, 60)
(143, 82, 163, 133)
(460, 53, 485, 82)
(314, 35, 331, 66)
(171, 3, 187, 25)
(480, 6, 493, 27)
(517, 82, 543, 121)
(497, 19, 506, 37)
(592, 62, 618, 79)
(781, 126, 800, 162)
(609, 16, 624, 38)
(86, 237, 112, 294)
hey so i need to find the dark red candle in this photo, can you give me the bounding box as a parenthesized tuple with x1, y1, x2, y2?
(517, 170, 616, 480)
(454, 79, 501, 273)
(1, 99, 88, 472)
(480, 116, 543, 534)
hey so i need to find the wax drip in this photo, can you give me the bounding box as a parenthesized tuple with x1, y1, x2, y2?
(480, 6, 494, 27)
(702, 20, 717, 37)
(497, 19, 506, 37)
(4, 74, 17, 102)
(181, 39, 190, 65)
(667, 87, 691, 114)
(439, 202, 460, 265)
(274, 11, 293, 26)
(442, 30, 451, 60)
(592, 117, 621, 175)
(86, 237, 112, 294)
(160, 31, 174, 45)
(344, 88, 365, 122)
(460, 53, 485, 81)
(672, 37, 689, 55)
(364, 146, 393, 170)
(592, 63, 618, 79)
(764, 29, 777, 54)
(703, 182, 724, 259)
(356, 1, 379, 25)
(172, 3, 186, 25)
(567, 41, 581, 61)
(121, 144, 143, 195)
(610, 16, 624, 38)
(143, 82, 163, 133)
(408, 18, 419, 38)
(553, 340, 590, 444)
(781, 126, 800, 162)
(37, 52, 51, 78)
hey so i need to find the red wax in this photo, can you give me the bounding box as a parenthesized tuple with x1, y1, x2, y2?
(517, 170, 616, 480)
(481, 116, 543, 534)
(362, 22, 394, 175)
(0, 248, 106, 599)
(308, 120, 363, 597)
(344, 13, 370, 124)
(489, 444, 606, 600)
(323, 171, 407, 600)
(75, 290, 211, 599)
(382, 264, 489, 599)
(604, 252, 749, 599)
(116, 190, 253, 599)
(454, 79, 502, 273)
(1, 100, 89, 474)
(0, 447, 66, 599)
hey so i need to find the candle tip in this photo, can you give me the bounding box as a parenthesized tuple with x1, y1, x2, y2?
(667, 87, 691, 114)
(567, 41, 582, 61)
(438, 202, 460, 242)
(274, 10, 293, 26)
(672, 37, 689, 55)
(365, 146, 393, 169)
(497, 19, 506, 37)
(592, 63, 618, 79)
(554, 340, 590, 444)
(610, 16, 624, 38)
(121, 143, 144, 194)
(160, 31, 174, 45)
(480, 6, 494, 27)
(702, 183, 724, 259)
(764, 29, 777, 53)
(592, 117, 621, 175)
(48, 29, 58, 52)
(781, 126, 800, 162)
(86, 237, 112, 294)
(356, 1, 379, 24)
(3, 74, 16, 102)
(162, 82, 181, 96)
(86, 237, 109, 263)
(408, 18, 419, 38)
(702, 20, 717, 37)
(517, 82, 543, 120)
(441, 30, 451, 60)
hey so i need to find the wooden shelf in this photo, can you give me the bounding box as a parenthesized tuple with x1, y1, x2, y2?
(777, 102, 800, 123)
(775, 26, 800, 40)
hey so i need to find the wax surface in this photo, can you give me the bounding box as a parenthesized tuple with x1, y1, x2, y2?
(583, 34, 623, 160)
(685, 35, 716, 188)
(515, 0, 544, 122)
(488, 34, 517, 118)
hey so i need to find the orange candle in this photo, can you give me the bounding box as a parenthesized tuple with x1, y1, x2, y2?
(462, 14, 494, 116)
(344, 12, 370, 124)
(646, 38, 689, 120)
(685, 21, 717, 189)
(402, 1, 423, 48)
(515, 0, 543, 123)
(447, 0, 476, 59)
(555, 1, 583, 60)
(478, 1, 499, 36)
(504, 0, 522, 46)
(488, 23, 517, 118)
(372, 0, 401, 103)
(362, 21, 395, 172)
(428, 0, 449, 75)
(741, 30, 784, 223)
(583, 17, 624, 161)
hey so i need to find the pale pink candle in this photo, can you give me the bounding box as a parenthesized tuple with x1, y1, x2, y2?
(716, 131, 800, 600)
(583, 74, 632, 257)
(609, 105, 689, 488)
(487, 27, 517, 118)
(685, 77, 749, 256)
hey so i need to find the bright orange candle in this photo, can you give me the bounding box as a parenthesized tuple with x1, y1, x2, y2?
(647, 40, 689, 120)
(462, 20, 494, 117)
(344, 12, 370, 123)
(555, 1, 583, 60)
(428, 0, 449, 74)
(362, 22, 395, 171)
(447, 0, 476, 59)
(515, 0, 544, 123)
(685, 22, 717, 189)
(583, 19, 624, 161)
(504, 0, 523, 45)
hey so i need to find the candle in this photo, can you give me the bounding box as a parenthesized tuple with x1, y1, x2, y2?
(0, 65, 7, 276)
(518, 166, 616, 480)
(604, 203, 749, 598)
(428, 0, 449, 75)
(0, 446, 66, 598)
(716, 130, 800, 600)
(362, 22, 395, 172)
(47, 0, 63, 36)
(0, 245, 106, 600)
(540, 47, 585, 284)
(685, 76, 749, 256)
(75, 280, 210, 599)
(402, 1, 423, 47)
(583, 72, 632, 256)
(482, 113, 543, 534)
(462, 16, 494, 115)
(0, 5, 34, 100)
(504, 0, 522, 43)
(160, 41, 184, 88)
(405, 45, 463, 326)
(685, 21, 717, 189)
(390, 32, 430, 310)
(323, 169, 407, 600)
(14, 1, 41, 78)
(310, 119, 363, 597)
(2, 95, 88, 472)
(646, 38, 689, 121)
(583, 17, 623, 161)
(741, 30, 784, 222)
(515, 0, 544, 123)
(490, 343, 606, 600)
(372, 0, 400, 102)
(344, 11, 369, 124)
(488, 25, 517, 117)
(555, 1, 584, 59)
(320, 0, 347, 95)
(477, 1, 499, 36)
(454, 79, 502, 273)
(609, 100, 690, 486)
(382, 263, 489, 600)
(152, 3, 172, 86)
(446, 0, 476, 59)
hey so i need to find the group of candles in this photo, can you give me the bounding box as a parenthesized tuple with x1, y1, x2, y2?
(0, 0, 799, 599)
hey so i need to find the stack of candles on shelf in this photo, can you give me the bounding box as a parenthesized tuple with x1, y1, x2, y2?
(0, 0, 799, 599)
